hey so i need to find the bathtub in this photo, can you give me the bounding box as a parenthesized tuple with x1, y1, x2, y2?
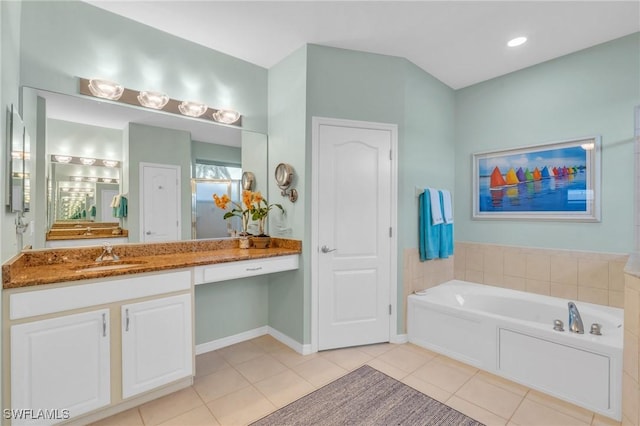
(407, 280, 623, 420)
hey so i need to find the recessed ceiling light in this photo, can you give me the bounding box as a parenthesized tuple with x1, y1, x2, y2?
(507, 36, 528, 48)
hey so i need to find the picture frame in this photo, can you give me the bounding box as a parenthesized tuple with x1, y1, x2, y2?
(472, 136, 601, 221)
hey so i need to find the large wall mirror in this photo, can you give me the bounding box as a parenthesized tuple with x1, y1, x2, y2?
(22, 87, 267, 249)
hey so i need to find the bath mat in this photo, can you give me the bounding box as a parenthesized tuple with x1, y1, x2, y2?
(251, 364, 485, 426)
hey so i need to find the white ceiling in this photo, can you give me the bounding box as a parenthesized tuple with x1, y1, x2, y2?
(86, 1, 640, 89)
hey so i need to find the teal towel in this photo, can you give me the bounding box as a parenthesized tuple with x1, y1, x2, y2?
(115, 196, 128, 218)
(419, 190, 441, 260)
(90, 205, 96, 217)
(419, 189, 454, 261)
(438, 191, 454, 258)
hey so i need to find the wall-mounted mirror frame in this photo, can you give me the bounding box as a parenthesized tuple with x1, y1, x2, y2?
(6, 104, 30, 213)
(21, 86, 268, 249)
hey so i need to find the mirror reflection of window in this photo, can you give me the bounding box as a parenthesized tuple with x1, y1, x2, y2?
(192, 163, 242, 239)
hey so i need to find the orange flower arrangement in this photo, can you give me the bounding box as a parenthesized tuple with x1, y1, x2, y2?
(213, 190, 283, 236)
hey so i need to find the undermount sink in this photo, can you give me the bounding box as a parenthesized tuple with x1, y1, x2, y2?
(74, 262, 145, 273)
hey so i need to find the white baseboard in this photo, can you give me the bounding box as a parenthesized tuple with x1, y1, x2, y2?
(195, 326, 268, 355)
(267, 326, 313, 355)
(195, 326, 312, 355)
(390, 333, 408, 344)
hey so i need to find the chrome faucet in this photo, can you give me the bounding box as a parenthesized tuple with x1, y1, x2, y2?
(96, 243, 120, 262)
(568, 301, 584, 334)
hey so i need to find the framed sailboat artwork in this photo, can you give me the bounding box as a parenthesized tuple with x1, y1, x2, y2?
(472, 136, 601, 221)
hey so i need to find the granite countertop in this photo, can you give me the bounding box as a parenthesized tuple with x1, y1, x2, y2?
(2, 238, 301, 289)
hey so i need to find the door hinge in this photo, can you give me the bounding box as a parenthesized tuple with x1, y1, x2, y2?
(389, 227, 392, 237)
(389, 304, 392, 315)
(389, 150, 392, 160)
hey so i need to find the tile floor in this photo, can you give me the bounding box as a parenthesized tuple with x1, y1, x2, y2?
(92, 336, 620, 426)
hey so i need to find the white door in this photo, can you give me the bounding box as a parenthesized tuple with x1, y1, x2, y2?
(11, 309, 111, 425)
(316, 120, 394, 350)
(140, 163, 180, 242)
(100, 189, 118, 222)
(121, 293, 193, 399)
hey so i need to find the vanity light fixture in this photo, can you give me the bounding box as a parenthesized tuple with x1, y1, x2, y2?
(80, 157, 96, 166)
(102, 159, 119, 168)
(212, 109, 241, 124)
(54, 155, 72, 164)
(88, 78, 124, 100)
(178, 100, 208, 117)
(137, 90, 169, 110)
(507, 36, 528, 48)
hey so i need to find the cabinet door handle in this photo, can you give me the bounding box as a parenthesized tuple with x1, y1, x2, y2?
(125, 309, 130, 332)
(102, 313, 107, 337)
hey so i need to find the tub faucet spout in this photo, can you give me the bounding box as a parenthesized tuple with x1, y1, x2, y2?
(568, 302, 584, 334)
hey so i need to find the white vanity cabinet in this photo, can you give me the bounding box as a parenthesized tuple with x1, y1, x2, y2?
(6, 270, 193, 425)
(121, 293, 193, 398)
(10, 309, 111, 425)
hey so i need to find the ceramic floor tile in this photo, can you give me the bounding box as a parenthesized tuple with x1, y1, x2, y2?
(90, 408, 144, 426)
(403, 343, 440, 359)
(320, 347, 373, 371)
(157, 405, 220, 426)
(357, 342, 396, 357)
(270, 348, 319, 368)
(475, 370, 529, 397)
(445, 395, 509, 426)
(526, 390, 594, 424)
(207, 386, 276, 426)
(138, 387, 204, 426)
(411, 357, 475, 394)
(253, 369, 316, 408)
(511, 398, 591, 426)
(401, 374, 452, 404)
(365, 358, 410, 381)
(454, 375, 524, 419)
(195, 350, 232, 378)
(291, 356, 348, 387)
(218, 340, 267, 365)
(375, 345, 431, 373)
(234, 353, 289, 383)
(250, 334, 290, 353)
(193, 366, 251, 403)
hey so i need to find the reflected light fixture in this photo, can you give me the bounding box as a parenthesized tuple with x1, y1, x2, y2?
(88, 78, 124, 100)
(212, 109, 241, 124)
(86, 177, 98, 182)
(80, 157, 96, 166)
(71, 176, 83, 182)
(137, 90, 169, 110)
(54, 155, 72, 163)
(102, 159, 119, 168)
(178, 100, 208, 117)
(507, 36, 528, 47)
(101, 178, 113, 183)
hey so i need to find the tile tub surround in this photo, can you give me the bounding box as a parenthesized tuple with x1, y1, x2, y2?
(624, 253, 640, 425)
(453, 242, 628, 308)
(2, 238, 301, 288)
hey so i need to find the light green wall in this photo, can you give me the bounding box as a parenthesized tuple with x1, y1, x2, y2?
(18, 1, 267, 133)
(191, 141, 241, 173)
(267, 45, 308, 343)
(455, 33, 640, 253)
(126, 123, 192, 241)
(195, 277, 268, 344)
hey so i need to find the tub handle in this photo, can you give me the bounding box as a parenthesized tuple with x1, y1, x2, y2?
(553, 319, 564, 332)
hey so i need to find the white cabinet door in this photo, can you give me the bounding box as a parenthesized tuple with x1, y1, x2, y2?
(121, 293, 193, 398)
(11, 309, 111, 425)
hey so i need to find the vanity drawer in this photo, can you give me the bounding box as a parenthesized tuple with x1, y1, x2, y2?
(194, 255, 299, 285)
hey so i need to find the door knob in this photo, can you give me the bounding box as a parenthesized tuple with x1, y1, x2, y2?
(146, 231, 152, 235)
(321, 245, 336, 253)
